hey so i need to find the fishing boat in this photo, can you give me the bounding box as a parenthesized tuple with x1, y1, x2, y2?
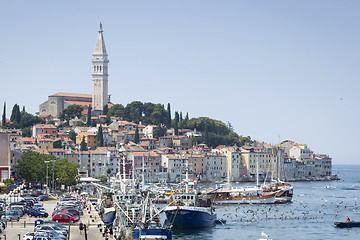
(262, 148, 294, 203)
(207, 154, 279, 204)
(111, 157, 172, 240)
(208, 186, 278, 204)
(334, 221, 360, 228)
(263, 180, 293, 203)
(163, 162, 217, 228)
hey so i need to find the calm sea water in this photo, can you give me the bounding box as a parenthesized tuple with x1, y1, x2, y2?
(172, 164, 360, 240)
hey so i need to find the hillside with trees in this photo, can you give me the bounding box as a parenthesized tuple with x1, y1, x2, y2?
(107, 101, 252, 148)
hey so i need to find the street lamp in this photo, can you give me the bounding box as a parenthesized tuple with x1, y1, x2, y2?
(44, 161, 50, 193)
(51, 160, 56, 192)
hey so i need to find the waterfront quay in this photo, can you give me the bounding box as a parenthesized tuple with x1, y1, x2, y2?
(0, 198, 107, 240)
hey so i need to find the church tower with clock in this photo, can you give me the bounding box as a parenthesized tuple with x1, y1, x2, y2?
(92, 23, 109, 114)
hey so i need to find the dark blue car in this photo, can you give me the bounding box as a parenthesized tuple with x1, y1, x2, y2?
(27, 209, 48, 218)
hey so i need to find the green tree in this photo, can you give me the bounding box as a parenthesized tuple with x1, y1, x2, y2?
(105, 115, 111, 125)
(103, 104, 109, 115)
(20, 112, 37, 129)
(53, 140, 62, 148)
(134, 125, 139, 143)
(174, 111, 179, 135)
(54, 159, 79, 187)
(68, 130, 77, 142)
(80, 136, 88, 151)
(204, 125, 209, 145)
(93, 175, 108, 184)
(10, 104, 21, 124)
(2, 102, 6, 128)
(123, 101, 143, 124)
(167, 103, 171, 127)
(16, 151, 50, 184)
(59, 105, 83, 122)
(97, 125, 104, 147)
(153, 125, 166, 139)
(227, 121, 234, 132)
(180, 112, 183, 121)
(107, 104, 124, 118)
(3, 178, 15, 188)
(22, 127, 32, 137)
(86, 105, 92, 127)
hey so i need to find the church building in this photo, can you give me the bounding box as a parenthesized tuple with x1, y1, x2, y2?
(39, 24, 110, 117)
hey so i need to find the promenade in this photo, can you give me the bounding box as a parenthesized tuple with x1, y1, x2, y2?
(0, 197, 110, 240)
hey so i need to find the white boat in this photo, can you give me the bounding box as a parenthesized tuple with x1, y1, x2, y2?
(208, 186, 278, 204)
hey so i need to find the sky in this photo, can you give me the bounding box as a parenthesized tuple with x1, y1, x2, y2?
(1, 1, 360, 164)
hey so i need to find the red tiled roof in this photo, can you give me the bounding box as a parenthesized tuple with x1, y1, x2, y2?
(34, 124, 57, 129)
(65, 101, 92, 107)
(50, 92, 92, 98)
(131, 152, 159, 157)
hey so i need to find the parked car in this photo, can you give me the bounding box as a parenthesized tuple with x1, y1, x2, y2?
(52, 209, 80, 217)
(35, 221, 68, 232)
(2, 211, 21, 221)
(28, 209, 49, 218)
(52, 213, 79, 223)
(35, 225, 67, 236)
(38, 195, 49, 201)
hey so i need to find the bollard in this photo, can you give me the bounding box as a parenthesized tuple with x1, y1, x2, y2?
(24, 220, 26, 228)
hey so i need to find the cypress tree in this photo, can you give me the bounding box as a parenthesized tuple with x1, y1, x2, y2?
(15, 104, 21, 123)
(134, 125, 139, 144)
(10, 104, 17, 122)
(167, 103, 171, 127)
(87, 105, 92, 127)
(80, 136, 88, 151)
(2, 102, 6, 128)
(180, 112, 183, 121)
(174, 111, 179, 135)
(97, 125, 104, 147)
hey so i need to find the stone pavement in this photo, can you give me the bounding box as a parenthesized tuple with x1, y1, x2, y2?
(0, 198, 112, 240)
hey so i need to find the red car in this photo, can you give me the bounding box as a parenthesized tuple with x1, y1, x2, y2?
(52, 213, 79, 223)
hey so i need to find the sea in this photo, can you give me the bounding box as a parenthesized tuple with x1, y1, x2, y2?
(171, 164, 360, 240)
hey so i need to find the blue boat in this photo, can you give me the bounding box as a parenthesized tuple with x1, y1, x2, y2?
(164, 195, 217, 228)
(164, 168, 216, 229)
(133, 229, 172, 240)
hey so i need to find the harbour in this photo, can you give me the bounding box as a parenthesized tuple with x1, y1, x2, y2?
(83, 164, 360, 239)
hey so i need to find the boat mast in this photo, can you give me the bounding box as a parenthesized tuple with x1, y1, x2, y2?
(122, 156, 126, 192)
(227, 155, 231, 186)
(256, 152, 259, 187)
(185, 159, 189, 193)
(142, 155, 145, 191)
(277, 136, 280, 181)
(271, 148, 274, 181)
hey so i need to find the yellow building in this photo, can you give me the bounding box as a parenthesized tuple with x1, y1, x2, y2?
(215, 146, 241, 181)
(37, 138, 54, 149)
(76, 132, 98, 149)
(240, 147, 277, 178)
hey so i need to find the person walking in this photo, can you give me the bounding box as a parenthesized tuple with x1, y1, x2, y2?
(79, 221, 84, 235)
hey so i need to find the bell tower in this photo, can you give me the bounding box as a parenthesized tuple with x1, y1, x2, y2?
(92, 23, 109, 114)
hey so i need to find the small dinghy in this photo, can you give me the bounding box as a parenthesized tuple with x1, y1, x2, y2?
(335, 221, 360, 228)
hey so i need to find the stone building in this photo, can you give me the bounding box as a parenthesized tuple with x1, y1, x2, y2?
(39, 24, 110, 117)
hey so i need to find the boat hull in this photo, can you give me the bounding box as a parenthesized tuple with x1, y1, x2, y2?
(164, 206, 216, 229)
(133, 229, 172, 240)
(335, 222, 360, 228)
(212, 194, 276, 204)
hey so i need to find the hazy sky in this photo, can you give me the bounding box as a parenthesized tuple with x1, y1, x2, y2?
(1, 1, 360, 164)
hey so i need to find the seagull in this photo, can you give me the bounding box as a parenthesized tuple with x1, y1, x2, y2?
(261, 232, 270, 238)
